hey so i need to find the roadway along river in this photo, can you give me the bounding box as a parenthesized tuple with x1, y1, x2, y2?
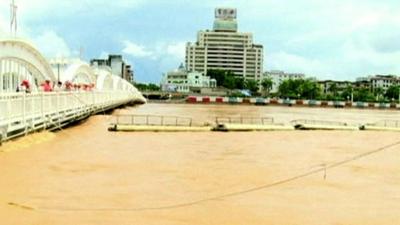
(0, 103, 400, 225)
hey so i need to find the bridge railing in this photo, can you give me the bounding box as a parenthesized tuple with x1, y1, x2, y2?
(114, 114, 193, 127)
(0, 90, 145, 140)
(215, 116, 274, 125)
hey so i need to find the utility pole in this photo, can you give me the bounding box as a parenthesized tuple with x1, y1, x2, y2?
(10, 0, 18, 37)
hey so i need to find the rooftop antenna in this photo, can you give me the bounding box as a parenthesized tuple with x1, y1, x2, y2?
(10, 0, 18, 37)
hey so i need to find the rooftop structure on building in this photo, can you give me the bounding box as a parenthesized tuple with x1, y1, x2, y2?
(186, 8, 263, 81)
(90, 54, 134, 82)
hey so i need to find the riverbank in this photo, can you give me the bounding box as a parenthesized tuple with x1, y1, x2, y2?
(186, 96, 400, 110)
(147, 96, 400, 111)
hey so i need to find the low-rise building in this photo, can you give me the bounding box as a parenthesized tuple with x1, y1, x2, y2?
(263, 70, 305, 93)
(161, 64, 217, 93)
(370, 75, 398, 91)
(318, 80, 352, 95)
(356, 75, 399, 91)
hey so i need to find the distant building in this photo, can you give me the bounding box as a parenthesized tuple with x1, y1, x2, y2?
(263, 70, 305, 93)
(161, 64, 217, 93)
(356, 75, 398, 91)
(353, 77, 371, 89)
(318, 80, 352, 95)
(90, 55, 134, 82)
(370, 75, 398, 91)
(186, 8, 263, 81)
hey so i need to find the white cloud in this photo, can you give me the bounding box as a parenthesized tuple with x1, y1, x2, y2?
(166, 42, 186, 60)
(32, 30, 72, 58)
(122, 40, 154, 59)
(99, 51, 109, 59)
(267, 51, 330, 77)
(0, 0, 145, 20)
(0, 12, 9, 38)
(2, 0, 400, 82)
(122, 40, 187, 61)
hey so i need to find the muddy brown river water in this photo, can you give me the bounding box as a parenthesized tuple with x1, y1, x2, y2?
(1, 103, 400, 225)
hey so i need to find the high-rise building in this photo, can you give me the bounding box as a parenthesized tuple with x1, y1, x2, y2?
(186, 8, 263, 81)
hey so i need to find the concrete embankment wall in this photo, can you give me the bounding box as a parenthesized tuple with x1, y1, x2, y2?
(186, 96, 400, 110)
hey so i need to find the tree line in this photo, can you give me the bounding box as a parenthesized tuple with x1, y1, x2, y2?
(208, 69, 400, 102)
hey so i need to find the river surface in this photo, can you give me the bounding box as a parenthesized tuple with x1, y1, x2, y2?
(1, 103, 400, 225)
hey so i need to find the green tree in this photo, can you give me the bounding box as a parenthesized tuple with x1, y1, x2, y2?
(207, 69, 227, 86)
(374, 87, 386, 102)
(222, 75, 236, 89)
(234, 77, 245, 90)
(385, 85, 400, 101)
(301, 79, 321, 100)
(134, 83, 160, 91)
(340, 85, 353, 101)
(328, 83, 338, 97)
(147, 83, 161, 91)
(245, 79, 259, 95)
(278, 79, 320, 99)
(353, 88, 375, 102)
(261, 78, 273, 96)
(279, 79, 298, 98)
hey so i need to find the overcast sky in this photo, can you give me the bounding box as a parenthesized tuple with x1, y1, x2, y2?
(1, 0, 400, 83)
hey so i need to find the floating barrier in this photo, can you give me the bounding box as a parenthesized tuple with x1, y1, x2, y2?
(213, 123, 294, 132)
(109, 124, 212, 132)
(291, 119, 359, 131)
(361, 126, 400, 132)
(109, 114, 212, 132)
(109, 115, 400, 133)
(361, 120, 400, 132)
(214, 116, 293, 132)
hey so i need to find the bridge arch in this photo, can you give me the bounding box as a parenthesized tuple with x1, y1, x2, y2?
(62, 61, 96, 85)
(0, 39, 56, 92)
(96, 69, 114, 91)
(112, 76, 124, 91)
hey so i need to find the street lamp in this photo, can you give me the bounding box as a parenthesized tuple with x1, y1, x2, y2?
(52, 56, 66, 84)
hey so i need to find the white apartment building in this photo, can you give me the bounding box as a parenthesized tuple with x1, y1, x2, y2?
(371, 75, 398, 91)
(161, 64, 217, 93)
(357, 75, 399, 91)
(186, 8, 263, 81)
(264, 70, 305, 93)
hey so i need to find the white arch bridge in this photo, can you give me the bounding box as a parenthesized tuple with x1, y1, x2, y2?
(0, 39, 146, 142)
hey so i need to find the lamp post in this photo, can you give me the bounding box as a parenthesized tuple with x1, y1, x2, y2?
(351, 88, 354, 103)
(54, 56, 65, 84)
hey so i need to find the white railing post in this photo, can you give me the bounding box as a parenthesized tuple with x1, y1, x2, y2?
(23, 92, 26, 135)
(41, 92, 45, 129)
